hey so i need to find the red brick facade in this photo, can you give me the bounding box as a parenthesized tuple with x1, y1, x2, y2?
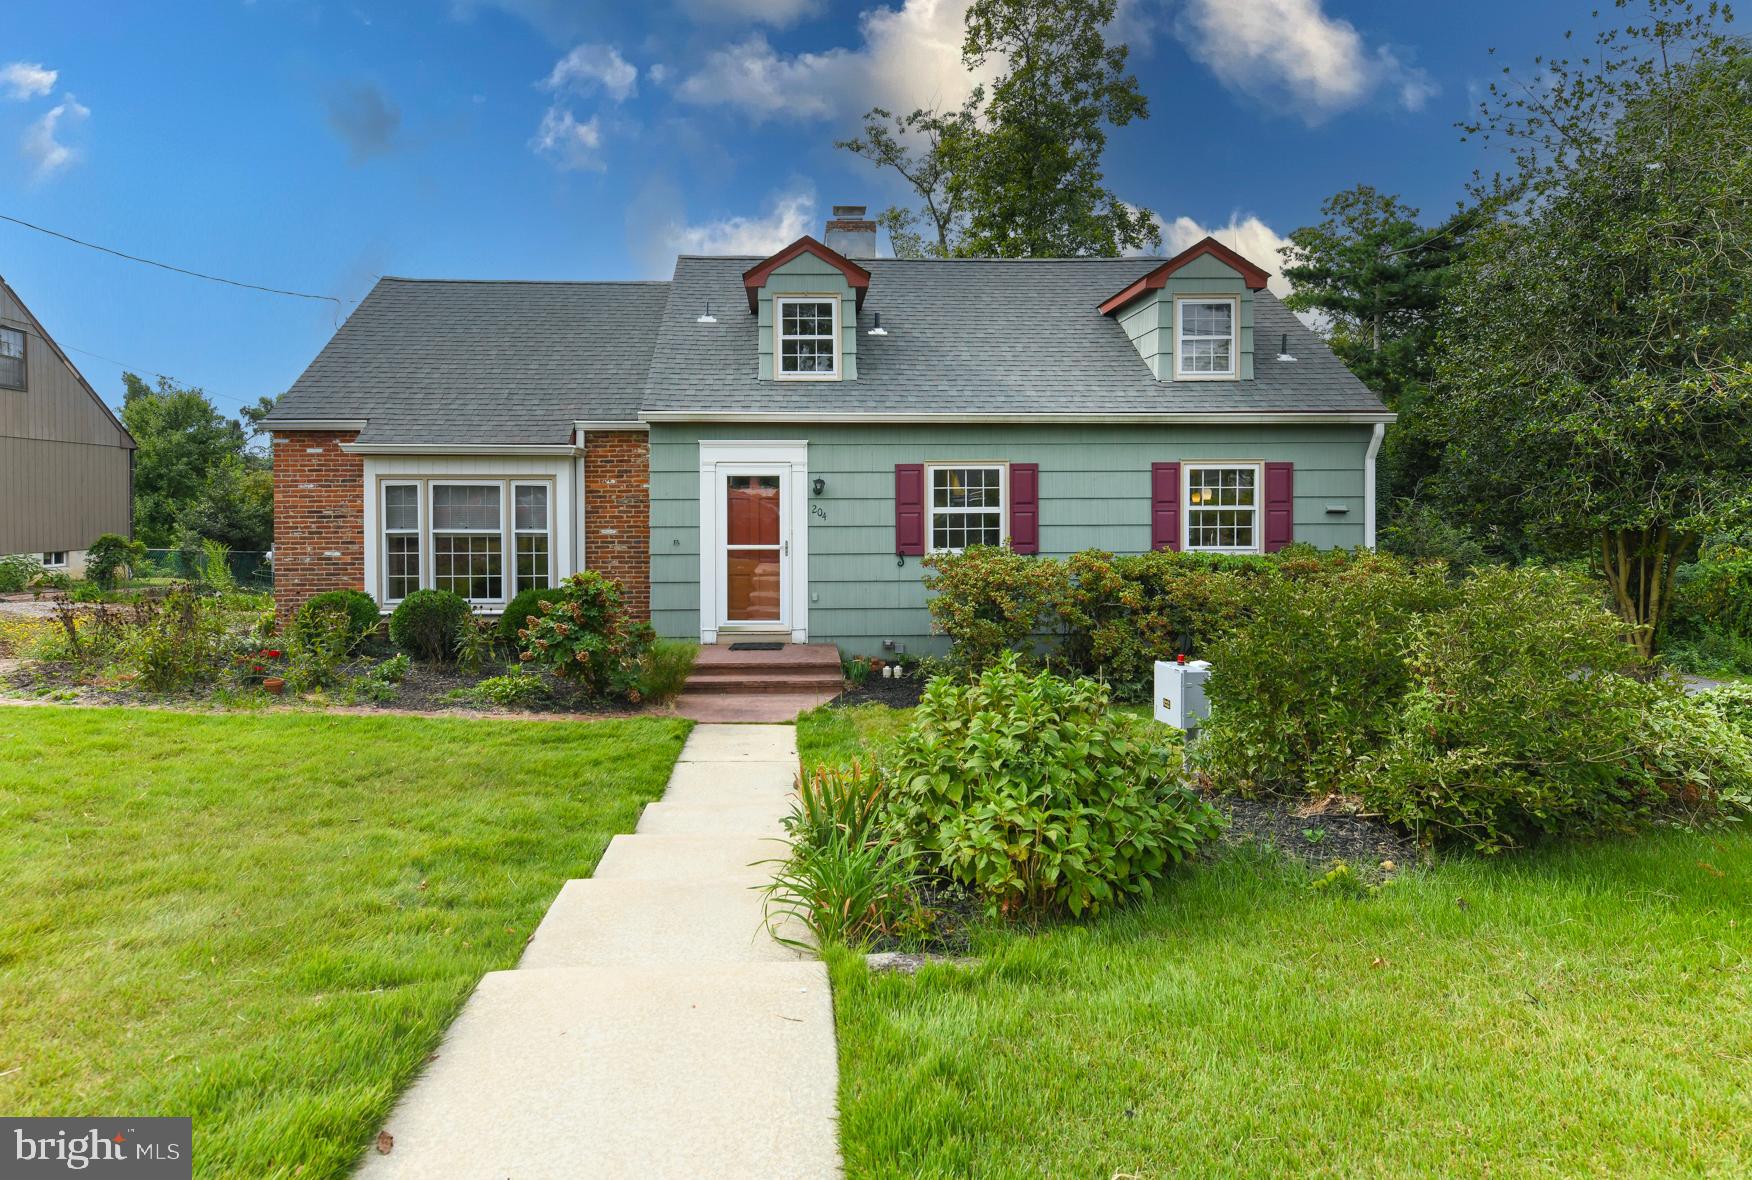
(584, 430, 651, 621)
(271, 430, 364, 624)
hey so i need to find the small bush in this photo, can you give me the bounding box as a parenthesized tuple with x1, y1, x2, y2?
(1671, 557, 1752, 639)
(886, 653, 1222, 918)
(126, 585, 228, 691)
(1198, 553, 1458, 795)
(284, 607, 355, 691)
(922, 544, 1068, 673)
(85, 534, 146, 590)
(389, 589, 471, 663)
(294, 590, 380, 650)
(516, 571, 652, 700)
(447, 665, 551, 708)
(0, 554, 44, 594)
(499, 587, 566, 644)
(637, 639, 697, 704)
(454, 615, 499, 674)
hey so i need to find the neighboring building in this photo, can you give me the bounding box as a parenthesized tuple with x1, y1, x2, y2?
(0, 276, 135, 577)
(263, 206, 1393, 653)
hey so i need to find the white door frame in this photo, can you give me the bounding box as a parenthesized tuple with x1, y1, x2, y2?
(698, 439, 809, 643)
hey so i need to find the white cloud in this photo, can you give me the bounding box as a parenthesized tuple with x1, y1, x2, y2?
(1, 61, 57, 100)
(22, 94, 89, 181)
(543, 42, 638, 102)
(664, 188, 816, 255)
(680, 0, 822, 26)
(1152, 212, 1294, 299)
(530, 105, 604, 170)
(676, 0, 988, 123)
(1174, 0, 1435, 122)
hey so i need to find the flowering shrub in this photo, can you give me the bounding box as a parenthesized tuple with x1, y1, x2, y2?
(921, 544, 1067, 673)
(516, 571, 652, 700)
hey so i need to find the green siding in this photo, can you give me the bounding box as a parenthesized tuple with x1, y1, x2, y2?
(650, 422, 1372, 656)
(1117, 253, 1256, 380)
(755, 255, 857, 381)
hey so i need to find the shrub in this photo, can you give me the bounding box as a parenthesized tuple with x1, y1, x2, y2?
(454, 615, 498, 674)
(284, 607, 355, 691)
(499, 587, 566, 644)
(1671, 557, 1752, 638)
(637, 639, 698, 704)
(1057, 549, 1278, 700)
(85, 534, 146, 590)
(515, 571, 652, 700)
(389, 590, 471, 663)
(294, 590, 380, 651)
(1198, 553, 1459, 795)
(126, 585, 228, 691)
(1341, 566, 1750, 851)
(922, 544, 1068, 673)
(0, 554, 42, 594)
(886, 653, 1222, 918)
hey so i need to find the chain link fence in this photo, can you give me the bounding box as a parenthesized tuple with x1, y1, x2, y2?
(138, 548, 274, 591)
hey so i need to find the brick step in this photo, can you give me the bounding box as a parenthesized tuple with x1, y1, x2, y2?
(683, 674, 845, 696)
(694, 654, 844, 672)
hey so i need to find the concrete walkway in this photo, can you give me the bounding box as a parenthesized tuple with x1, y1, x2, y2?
(355, 723, 841, 1179)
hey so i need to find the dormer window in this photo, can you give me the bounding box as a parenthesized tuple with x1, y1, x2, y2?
(776, 297, 839, 380)
(1174, 297, 1238, 380)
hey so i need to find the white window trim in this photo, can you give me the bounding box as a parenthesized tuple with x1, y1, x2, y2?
(381, 480, 422, 605)
(430, 480, 508, 606)
(511, 480, 555, 593)
(1172, 295, 1240, 381)
(926, 463, 1008, 555)
(1182, 461, 1264, 554)
(774, 296, 841, 382)
(41, 552, 67, 568)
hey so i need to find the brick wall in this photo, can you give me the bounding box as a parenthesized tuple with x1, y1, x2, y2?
(584, 431, 651, 620)
(271, 430, 364, 624)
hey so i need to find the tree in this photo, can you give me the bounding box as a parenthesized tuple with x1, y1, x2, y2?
(1432, 1, 1751, 658)
(838, 0, 1158, 258)
(119, 374, 273, 551)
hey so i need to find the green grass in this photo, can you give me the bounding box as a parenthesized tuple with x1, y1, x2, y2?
(832, 832, 1752, 1178)
(0, 706, 690, 1179)
(796, 702, 915, 768)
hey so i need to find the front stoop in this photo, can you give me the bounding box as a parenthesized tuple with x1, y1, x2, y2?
(674, 643, 844, 723)
(356, 724, 841, 1179)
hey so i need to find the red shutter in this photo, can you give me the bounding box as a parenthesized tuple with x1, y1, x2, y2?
(895, 463, 925, 556)
(1264, 462, 1294, 552)
(1150, 463, 1181, 551)
(1009, 463, 1039, 554)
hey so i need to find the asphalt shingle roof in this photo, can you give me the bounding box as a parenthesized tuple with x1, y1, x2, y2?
(266, 278, 670, 446)
(266, 258, 1386, 444)
(644, 256, 1386, 416)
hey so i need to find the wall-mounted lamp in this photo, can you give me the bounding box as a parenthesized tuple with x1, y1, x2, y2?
(812, 477, 827, 496)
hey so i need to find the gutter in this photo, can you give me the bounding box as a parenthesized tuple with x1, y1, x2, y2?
(639, 410, 1397, 426)
(264, 419, 369, 432)
(1363, 421, 1386, 548)
(338, 442, 582, 456)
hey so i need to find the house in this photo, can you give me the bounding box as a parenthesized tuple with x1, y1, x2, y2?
(263, 206, 1392, 655)
(0, 276, 135, 576)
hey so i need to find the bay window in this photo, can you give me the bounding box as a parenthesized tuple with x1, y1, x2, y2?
(378, 479, 554, 605)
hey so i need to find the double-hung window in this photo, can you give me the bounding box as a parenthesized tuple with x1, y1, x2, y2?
(379, 479, 555, 605)
(776, 298, 838, 379)
(1184, 464, 1260, 553)
(1174, 298, 1237, 378)
(0, 326, 24, 390)
(928, 465, 1005, 552)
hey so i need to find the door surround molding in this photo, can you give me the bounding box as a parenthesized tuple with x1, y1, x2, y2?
(698, 439, 809, 644)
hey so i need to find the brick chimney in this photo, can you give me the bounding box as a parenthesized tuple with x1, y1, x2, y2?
(825, 204, 877, 259)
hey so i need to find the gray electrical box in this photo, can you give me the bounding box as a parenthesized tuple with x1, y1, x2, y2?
(1154, 659, 1211, 733)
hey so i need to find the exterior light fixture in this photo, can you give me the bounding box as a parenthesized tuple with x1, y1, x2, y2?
(812, 477, 826, 496)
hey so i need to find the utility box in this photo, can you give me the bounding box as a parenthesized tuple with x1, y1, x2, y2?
(1154, 659, 1212, 734)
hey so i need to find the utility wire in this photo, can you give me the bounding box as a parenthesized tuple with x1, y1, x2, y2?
(7, 322, 263, 413)
(0, 211, 352, 312)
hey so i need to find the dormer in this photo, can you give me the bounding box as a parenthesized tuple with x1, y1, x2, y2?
(1099, 237, 1270, 382)
(742, 215, 873, 382)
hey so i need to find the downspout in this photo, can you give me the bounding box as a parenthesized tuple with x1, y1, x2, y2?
(1363, 422, 1385, 549)
(574, 428, 587, 575)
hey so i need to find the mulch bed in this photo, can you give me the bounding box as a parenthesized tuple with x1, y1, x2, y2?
(834, 673, 926, 709)
(1207, 788, 1424, 873)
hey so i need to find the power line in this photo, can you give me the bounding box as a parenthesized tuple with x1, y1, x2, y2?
(8, 322, 264, 412)
(0, 211, 353, 312)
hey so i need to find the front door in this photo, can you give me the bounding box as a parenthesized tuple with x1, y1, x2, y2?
(721, 469, 788, 629)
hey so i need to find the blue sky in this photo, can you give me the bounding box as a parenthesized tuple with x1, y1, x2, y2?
(0, 0, 1582, 419)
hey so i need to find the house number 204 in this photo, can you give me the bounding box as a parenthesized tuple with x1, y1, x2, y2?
(810, 504, 828, 520)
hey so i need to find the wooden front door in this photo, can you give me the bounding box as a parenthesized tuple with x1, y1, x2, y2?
(723, 472, 785, 624)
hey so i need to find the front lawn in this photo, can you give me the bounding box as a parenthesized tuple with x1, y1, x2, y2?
(0, 706, 690, 1179)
